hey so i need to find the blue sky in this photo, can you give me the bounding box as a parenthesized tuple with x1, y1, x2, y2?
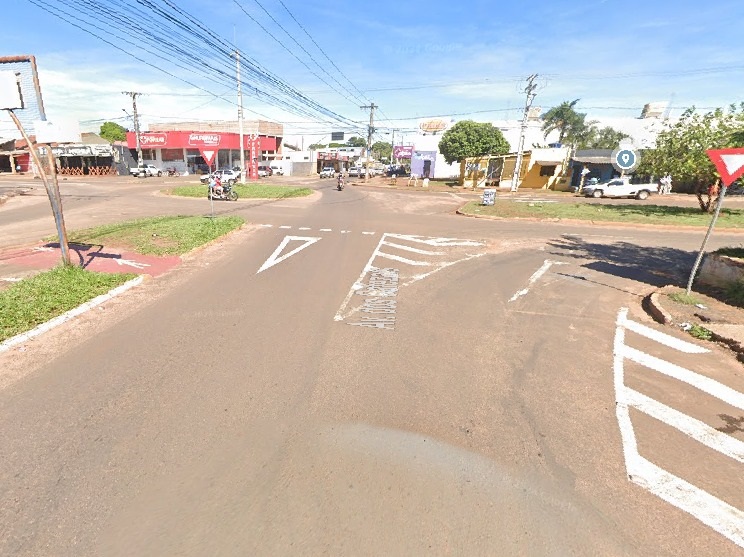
(2, 0, 743, 145)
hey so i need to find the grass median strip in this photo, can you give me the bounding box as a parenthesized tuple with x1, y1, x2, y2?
(65, 215, 245, 256)
(460, 200, 744, 227)
(167, 184, 312, 199)
(0, 266, 136, 342)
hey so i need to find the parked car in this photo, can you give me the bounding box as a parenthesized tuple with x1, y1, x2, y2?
(319, 166, 336, 178)
(199, 169, 241, 185)
(386, 165, 409, 177)
(269, 162, 284, 176)
(130, 164, 162, 177)
(583, 177, 658, 200)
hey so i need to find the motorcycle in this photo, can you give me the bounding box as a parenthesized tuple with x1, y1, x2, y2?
(207, 182, 239, 201)
(337, 176, 345, 191)
(166, 167, 178, 177)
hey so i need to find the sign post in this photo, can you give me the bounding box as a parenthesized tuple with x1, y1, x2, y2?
(685, 148, 744, 295)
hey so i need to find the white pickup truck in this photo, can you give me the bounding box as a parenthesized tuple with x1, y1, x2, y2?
(582, 177, 658, 200)
(130, 164, 162, 177)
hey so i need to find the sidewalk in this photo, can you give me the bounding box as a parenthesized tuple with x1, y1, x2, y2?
(647, 285, 744, 358)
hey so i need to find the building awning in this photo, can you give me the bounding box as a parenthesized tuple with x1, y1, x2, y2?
(572, 156, 613, 164)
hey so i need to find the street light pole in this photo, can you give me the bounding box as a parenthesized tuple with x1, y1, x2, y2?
(234, 49, 246, 183)
(122, 91, 143, 167)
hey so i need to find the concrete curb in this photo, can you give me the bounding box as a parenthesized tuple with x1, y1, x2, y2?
(455, 206, 744, 233)
(644, 285, 744, 358)
(0, 275, 145, 354)
(646, 289, 674, 325)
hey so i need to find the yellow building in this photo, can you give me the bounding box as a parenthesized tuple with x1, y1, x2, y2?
(461, 148, 571, 190)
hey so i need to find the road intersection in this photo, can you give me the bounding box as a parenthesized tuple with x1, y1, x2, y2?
(0, 175, 743, 555)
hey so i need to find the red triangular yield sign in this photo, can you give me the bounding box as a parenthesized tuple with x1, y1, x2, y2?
(200, 149, 216, 166)
(707, 148, 744, 187)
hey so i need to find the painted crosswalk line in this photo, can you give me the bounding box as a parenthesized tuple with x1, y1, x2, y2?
(613, 308, 744, 549)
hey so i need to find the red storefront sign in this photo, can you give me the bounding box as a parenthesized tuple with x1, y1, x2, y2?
(127, 131, 277, 151)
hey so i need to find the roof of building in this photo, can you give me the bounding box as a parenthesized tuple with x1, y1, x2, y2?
(148, 120, 283, 137)
(572, 149, 614, 164)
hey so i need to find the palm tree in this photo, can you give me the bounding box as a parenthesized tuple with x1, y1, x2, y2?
(541, 99, 585, 145)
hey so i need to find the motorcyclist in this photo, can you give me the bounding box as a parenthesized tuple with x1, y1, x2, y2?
(209, 174, 223, 196)
(337, 172, 344, 189)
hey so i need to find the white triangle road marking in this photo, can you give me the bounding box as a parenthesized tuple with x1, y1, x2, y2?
(257, 235, 321, 274)
(721, 153, 744, 176)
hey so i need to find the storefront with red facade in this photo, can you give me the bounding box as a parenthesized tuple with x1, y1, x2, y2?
(126, 129, 281, 178)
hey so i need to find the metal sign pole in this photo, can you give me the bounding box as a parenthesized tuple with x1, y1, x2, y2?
(7, 109, 71, 266)
(686, 183, 727, 295)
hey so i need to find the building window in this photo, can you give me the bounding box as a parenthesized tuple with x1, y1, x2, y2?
(142, 149, 156, 160)
(540, 165, 557, 176)
(161, 149, 183, 162)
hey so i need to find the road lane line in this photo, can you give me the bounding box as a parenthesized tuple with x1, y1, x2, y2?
(279, 225, 292, 229)
(509, 259, 566, 302)
(613, 308, 744, 549)
(298, 227, 311, 231)
(257, 236, 321, 274)
(335, 234, 389, 321)
(403, 253, 486, 286)
(380, 241, 444, 255)
(320, 228, 332, 232)
(620, 315, 709, 354)
(376, 251, 431, 266)
(362, 232, 375, 235)
(621, 345, 744, 411)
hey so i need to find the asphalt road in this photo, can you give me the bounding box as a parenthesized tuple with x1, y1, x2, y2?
(1, 175, 743, 556)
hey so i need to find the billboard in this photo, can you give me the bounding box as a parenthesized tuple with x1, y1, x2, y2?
(331, 131, 345, 141)
(393, 145, 414, 159)
(418, 118, 449, 134)
(0, 56, 46, 133)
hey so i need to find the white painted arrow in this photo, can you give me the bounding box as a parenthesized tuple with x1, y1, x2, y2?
(721, 153, 744, 175)
(257, 236, 321, 274)
(115, 258, 151, 270)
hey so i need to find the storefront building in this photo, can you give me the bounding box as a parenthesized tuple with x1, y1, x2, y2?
(127, 120, 283, 178)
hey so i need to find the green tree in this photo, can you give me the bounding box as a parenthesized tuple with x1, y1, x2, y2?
(346, 136, 367, 148)
(582, 126, 629, 149)
(99, 121, 127, 143)
(639, 104, 744, 211)
(372, 141, 392, 161)
(541, 99, 595, 146)
(438, 120, 510, 164)
(308, 143, 326, 150)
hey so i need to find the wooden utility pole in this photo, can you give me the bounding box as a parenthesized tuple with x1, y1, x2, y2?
(511, 74, 538, 192)
(122, 91, 143, 167)
(361, 103, 377, 179)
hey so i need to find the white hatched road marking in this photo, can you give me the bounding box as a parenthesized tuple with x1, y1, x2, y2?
(613, 308, 744, 549)
(509, 259, 566, 302)
(334, 233, 486, 322)
(257, 236, 321, 274)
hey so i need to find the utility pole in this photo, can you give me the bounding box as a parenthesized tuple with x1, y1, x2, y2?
(361, 103, 377, 179)
(122, 91, 143, 167)
(511, 74, 538, 192)
(234, 50, 246, 182)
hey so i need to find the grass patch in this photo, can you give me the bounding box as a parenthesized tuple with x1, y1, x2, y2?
(66, 215, 244, 256)
(688, 324, 713, 341)
(167, 184, 313, 199)
(668, 291, 702, 305)
(0, 266, 136, 342)
(460, 200, 744, 227)
(724, 279, 744, 307)
(715, 247, 744, 258)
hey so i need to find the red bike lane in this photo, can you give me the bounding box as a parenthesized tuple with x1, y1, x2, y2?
(0, 243, 181, 279)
